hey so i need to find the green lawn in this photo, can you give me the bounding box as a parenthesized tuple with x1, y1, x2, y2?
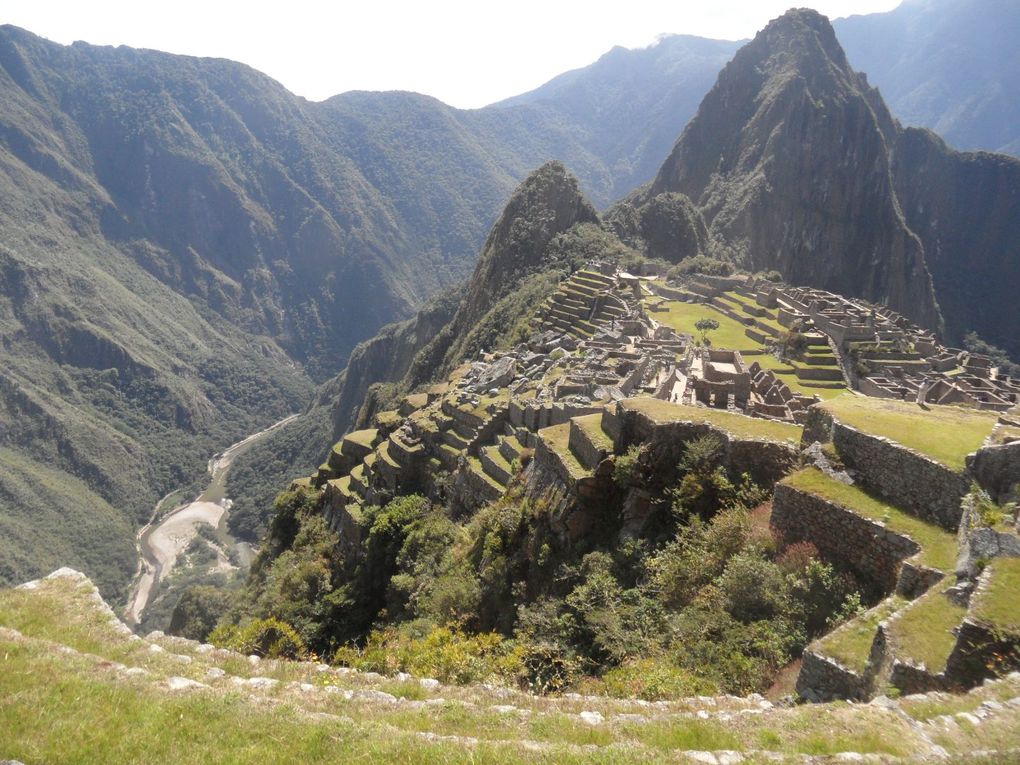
(973, 557, 1020, 633)
(819, 396, 998, 471)
(817, 597, 905, 674)
(621, 398, 802, 443)
(645, 299, 759, 350)
(887, 584, 966, 673)
(782, 468, 958, 572)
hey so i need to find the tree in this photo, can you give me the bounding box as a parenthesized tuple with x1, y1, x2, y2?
(695, 317, 720, 346)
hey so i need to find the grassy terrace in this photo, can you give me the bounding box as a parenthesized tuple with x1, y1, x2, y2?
(10, 575, 1020, 761)
(888, 584, 966, 673)
(816, 596, 904, 674)
(620, 397, 802, 443)
(539, 423, 588, 481)
(781, 469, 957, 572)
(973, 557, 1020, 633)
(818, 395, 998, 471)
(752, 353, 847, 400)
(345, 428, 379, 448)
(572, 412, 614, 452)
(644, 298, 758, 350)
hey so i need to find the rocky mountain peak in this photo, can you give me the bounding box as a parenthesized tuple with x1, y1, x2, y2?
(649, 8, 941, 331)
(463, 161, 598, 316)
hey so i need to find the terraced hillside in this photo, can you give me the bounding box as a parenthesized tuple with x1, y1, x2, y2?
(778, 396, 1018, 701)
(4, 569, 1020, 763)
(280, 262, 1019, 704)
(644, 281, 848, 400)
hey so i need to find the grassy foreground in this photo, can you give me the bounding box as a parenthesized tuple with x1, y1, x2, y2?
(1, 571, 1019, 763)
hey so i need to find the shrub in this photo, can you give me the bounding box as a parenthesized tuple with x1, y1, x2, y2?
(333, 623, 528, 687)
(209, 616, 308, 659)
(667, 255, 734, 278)
(168, 585, 234, 642)
(612, 444, 645, 487)
(579, 657, 718, 700)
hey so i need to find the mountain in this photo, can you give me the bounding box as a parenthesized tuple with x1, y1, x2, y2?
(835, 0, 1020, 156)
(646, 9, 939, 329)
(494, 35, 741, 201)
(642, 8, 1020, 354)
(0, 25, 721, 595)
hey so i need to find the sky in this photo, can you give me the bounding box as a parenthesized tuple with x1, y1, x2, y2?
(2, 1, 903, 109)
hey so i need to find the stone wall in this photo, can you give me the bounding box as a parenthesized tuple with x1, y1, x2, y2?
(968, 440, 1020, 502)
(613, 406, 798, 488)
(833, 422, 969, 531)
(944, 618, 1020, 686)
(796, 650, 870, 702)
(771, 483, 921, 593)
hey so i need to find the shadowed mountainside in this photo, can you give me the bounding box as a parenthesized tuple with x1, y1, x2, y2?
(835, 0, 1020, 157)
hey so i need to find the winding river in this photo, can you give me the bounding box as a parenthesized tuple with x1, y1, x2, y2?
(123, 413, 300, 625)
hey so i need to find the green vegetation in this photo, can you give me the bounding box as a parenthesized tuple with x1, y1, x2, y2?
(888, 586, 966, 672)
(668, 255, 734, 277)
(973, 557, 1020, 633)
(9, 574, 1011, 760)
(648, 299, 758, 350)
(819, 396, 997, 470)
(621, 397, 802, 443)
(816, 597, 903, 673)
(695, 317, 721, 345)
(782, 469, 958, 572)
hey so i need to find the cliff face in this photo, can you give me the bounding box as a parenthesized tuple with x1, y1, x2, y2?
(892, 129, 1020, 356)
(650, 9, 941, 331)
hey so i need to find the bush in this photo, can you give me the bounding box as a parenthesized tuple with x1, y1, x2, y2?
(333, 623, 528, 687)
(579, 656, 718, 700)
(612, 444, 645, 487)
(168, 585, 234, 642)
(667, 255, 734, 278)
(209, 617, 308, 659)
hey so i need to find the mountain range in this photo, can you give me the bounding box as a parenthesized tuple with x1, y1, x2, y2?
(1, 0, 1019, 599)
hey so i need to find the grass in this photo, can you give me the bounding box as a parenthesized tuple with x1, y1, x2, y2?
(753, 353, 847, 400)
(816, 596, 905, 674)
(620, 397, 802, 443)
(819, 396, 998, 470)
(972, 557, 1020, 633)
(888, 585, 967, 673)
(645, 298, 760, 350)
(9, 573, 1011, 762)
(572, 412, 614, 452)
(345, 429, 379, 449)
(538, 423, 589, 481)
(782, 468, 958, 572)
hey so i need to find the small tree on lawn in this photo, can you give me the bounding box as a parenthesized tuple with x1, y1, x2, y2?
(695, 317, 720, 346)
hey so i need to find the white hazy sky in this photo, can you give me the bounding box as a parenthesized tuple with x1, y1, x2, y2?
(2, 1, 902, 108)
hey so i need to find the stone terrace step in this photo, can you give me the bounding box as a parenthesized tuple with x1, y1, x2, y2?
(498, 433, 527, 464)
(480, 444, 512, 486)
(576, 269, 614, 286)
(568, 412, 613, 471)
